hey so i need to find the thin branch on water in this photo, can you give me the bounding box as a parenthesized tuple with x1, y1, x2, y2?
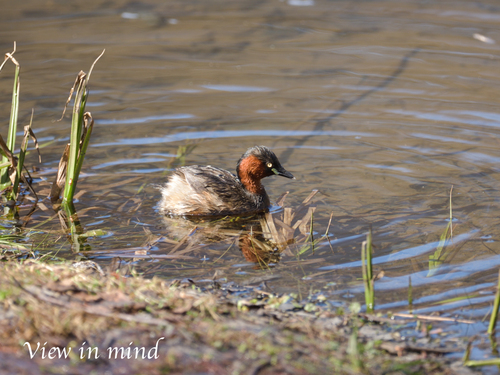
(393, 313, 474, 324)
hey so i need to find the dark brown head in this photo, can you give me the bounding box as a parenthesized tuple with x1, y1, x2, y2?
(236, 146, 294, 194)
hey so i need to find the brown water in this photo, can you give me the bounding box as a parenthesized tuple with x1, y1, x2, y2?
(3, 0, 500, 362)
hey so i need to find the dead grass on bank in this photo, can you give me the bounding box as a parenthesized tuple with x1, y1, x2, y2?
(0, 258, 471, 375)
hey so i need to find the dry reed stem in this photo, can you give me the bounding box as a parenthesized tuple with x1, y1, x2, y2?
(393, 313, 474, 324)
(0, 41, 18, 72)
(168, 227, 198, 255)
(50, 144, 70, 201)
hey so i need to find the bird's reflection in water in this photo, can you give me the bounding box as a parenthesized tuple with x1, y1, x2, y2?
(161, 190, 320, 269)
(238, 231, 279, 267)
(161, 213, 290, 269)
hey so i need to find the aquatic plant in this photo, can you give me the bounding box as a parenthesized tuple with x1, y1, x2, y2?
(428, 186, 454, 276)
(51, 50, 105, 209)
(407, 276, 413, 313)
(463, 339, 500, 367)
(0, 43, 40, 205)
(488, 269, 500, 334)
(361, 228, 374, 313)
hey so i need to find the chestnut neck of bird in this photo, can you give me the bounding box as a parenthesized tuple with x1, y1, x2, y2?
(237, 155, 268, 195)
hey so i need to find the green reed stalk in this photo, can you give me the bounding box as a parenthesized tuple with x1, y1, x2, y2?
(309, 210, 315, 253)
(62, 75, 86, 207)
(428, 186, 454, 276)
(12, 111, 34, 197)
(60, 50, 104, 209)
(488, 269, 500, 334)
(464, 358, 500, 367)
(449, 185, 453, 237)
(408, 276, 413, 313)
(347, 328, 363, 372)
(463, 340, 500, 367)
(0, 48, 20, 191)
(361, 228, 374, 313)
(73, 112, 93, 183)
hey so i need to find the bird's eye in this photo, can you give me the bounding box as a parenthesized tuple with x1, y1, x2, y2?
(267, 162, 273, 168)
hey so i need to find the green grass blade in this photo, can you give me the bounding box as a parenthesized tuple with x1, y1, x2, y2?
(73, 113, 93, 186)
(408, 276, 412, 313)
(62, 75, 86, 206)
(7, 65, 20, 158)
(465, 358, 500, 367)
(0, 161, 11, 169)
(428, 187, 454, 277)
(366, 228, 373, 283)
(488, 269, 500, 334)
(1, 58, 20, 188)
(60, 51, 104, 207)
(428, 221, 451, 275)
(361, 241, 368, 309)
(361, 228, 374, 313)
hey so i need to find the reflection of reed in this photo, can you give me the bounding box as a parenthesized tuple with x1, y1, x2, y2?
(159, 189, 321, 267)
(260, 190, 319, 249)
(239, 232, 279, 267)
(56, 201, 89, 252)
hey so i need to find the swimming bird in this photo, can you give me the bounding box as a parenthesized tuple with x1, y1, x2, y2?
(159, 145, 294, 216)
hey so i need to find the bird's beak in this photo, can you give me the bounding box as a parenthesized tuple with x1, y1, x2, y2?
(272, 168, 295, 179)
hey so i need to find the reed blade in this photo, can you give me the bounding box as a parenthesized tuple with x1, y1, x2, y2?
(57, 50, 104, 208)
(487, 269, 500, 334)
(12, 111, 34, 197)
(72, 112, 94, 196)
(408, 276, 413, 313)
(0, 44, 20, 191)
(428, 186, 454, 276)
(362, 228, 374, 313)
(62, 73, 87, 206)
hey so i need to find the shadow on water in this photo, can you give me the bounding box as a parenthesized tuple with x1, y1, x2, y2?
(275, 48, 421, 164)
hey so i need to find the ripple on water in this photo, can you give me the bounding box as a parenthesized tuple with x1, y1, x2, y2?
(10, 0, 500, 358)
(92, 157, 169, 170)
(388, 109, 500, 129)
(91, 129, 378, 147)
(202, 85, 274, 92)
(96, 114, 194, 125)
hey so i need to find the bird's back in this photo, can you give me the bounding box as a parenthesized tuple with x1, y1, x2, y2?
(159, 165, 269, 216)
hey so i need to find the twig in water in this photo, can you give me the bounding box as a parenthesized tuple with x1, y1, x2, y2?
(393, 313, 474, 324)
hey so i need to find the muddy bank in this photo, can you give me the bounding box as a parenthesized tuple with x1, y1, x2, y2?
(0, 258, 474, 375)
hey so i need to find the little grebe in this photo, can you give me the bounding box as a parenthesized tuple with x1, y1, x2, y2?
(159, 146, 294, 216)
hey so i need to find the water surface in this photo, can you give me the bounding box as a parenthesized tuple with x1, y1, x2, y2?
(2, 0, 500, 364)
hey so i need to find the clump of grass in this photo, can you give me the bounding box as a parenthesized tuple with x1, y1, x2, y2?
(361, 228, 374, 313)
(0, 43, 20, 195)
(0, 43, 40, 205)
(51, 50, 105, 209)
